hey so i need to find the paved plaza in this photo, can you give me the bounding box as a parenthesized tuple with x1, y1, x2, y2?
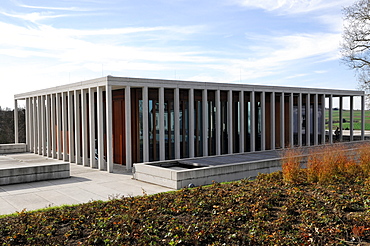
(0, 163, 173, 216)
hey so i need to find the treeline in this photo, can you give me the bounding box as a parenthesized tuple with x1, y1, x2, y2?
(0, 107, 26, 144)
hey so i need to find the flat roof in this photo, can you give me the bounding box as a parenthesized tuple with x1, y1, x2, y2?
(14, 76, 364, 99)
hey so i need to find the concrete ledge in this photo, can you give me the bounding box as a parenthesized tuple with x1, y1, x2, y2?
(0, 144, 27, 154)
(0, 153, 70, 185)
(134, 141, 370, 189)
(133, 158, 282, 189)
(0, 163, 70, 185)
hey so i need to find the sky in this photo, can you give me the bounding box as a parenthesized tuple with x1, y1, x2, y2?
(0, 0, 362, 109)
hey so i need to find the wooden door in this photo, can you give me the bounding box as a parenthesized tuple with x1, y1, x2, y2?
(112, 89, 125, 164)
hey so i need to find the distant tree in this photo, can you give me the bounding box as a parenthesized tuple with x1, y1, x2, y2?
(0, 107, 25, 144)
(341, 0, 370, 105)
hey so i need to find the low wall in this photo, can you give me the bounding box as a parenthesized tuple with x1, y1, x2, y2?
(0, 163, 70, 185)
(133, 141, 370, 189)
(134, 158, 281, 189)
(0, 143, 27, 154)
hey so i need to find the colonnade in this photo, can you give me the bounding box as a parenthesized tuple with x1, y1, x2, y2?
(15, 85, 114, 172)
(13, 77, 366, 172)
(115, 87, 366, 170)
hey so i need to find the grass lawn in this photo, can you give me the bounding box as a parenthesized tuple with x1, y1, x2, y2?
(325, 109, 370, 130)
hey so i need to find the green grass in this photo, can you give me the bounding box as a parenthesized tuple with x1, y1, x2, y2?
(325, 109, 370, 130)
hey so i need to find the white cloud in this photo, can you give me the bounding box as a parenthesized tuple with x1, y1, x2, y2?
(0, 16, 342, 85)
(233, 0, 355, 14)
(314, 70, 327, 74)
(192, 31, 343, 85)
(0, 11, 70, 23)
(285, 73, 308, 79)
(0, 20, 207, 63)
(240, 32, 339, 72)
(0, 0, 356, 108)
(16, 3, 89, 12)
(269, 33, 340, 61)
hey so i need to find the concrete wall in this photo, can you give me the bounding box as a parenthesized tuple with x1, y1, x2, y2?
(0, 144, 27, 154)
(0, 163, 70, 185)
(134, 158, 282, 189)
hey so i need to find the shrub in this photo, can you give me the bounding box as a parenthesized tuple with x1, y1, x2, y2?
(281, 148, 303, 184)
(306, 147, 321, 183)
(357, 142, 370, 176)
(306, 144, 352, 184)
(283, 143, 370, 185)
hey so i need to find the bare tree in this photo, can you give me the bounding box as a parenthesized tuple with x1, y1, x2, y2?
(341, 0, 370, 106)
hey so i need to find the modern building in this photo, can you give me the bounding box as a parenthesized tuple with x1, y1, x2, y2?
(13, 76, 366, 172)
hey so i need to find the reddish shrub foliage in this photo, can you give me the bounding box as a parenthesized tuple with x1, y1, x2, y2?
(282, 142, 370, 184)
(0, 171, 369, 245)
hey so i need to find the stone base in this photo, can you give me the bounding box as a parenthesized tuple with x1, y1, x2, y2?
(0, 143, 27, 154)
(133, 157, 281, 189)
(0, 153, 70, 185)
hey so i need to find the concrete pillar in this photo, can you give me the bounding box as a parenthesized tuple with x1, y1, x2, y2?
(314, 94, 320, 145)
(46, 95, 51, 157)
(339, 96, 343, 142)
(14, 99, 18, 144)
(62, 93, 68, 161)
(289, 93, 294, 147)
(240, 91, 245, 152)
(81, 89, 89, 166)
(202, 89, 208, 156)
(56, 94, 62, 159)
(250, 91, 256, 152)
(261, 91, 266, 151)
(159, 87, 165, 161)
(280, 93, 284, 149)
(125, 86, 132, 170)
(215, 90, 221, 155)
(306, 94, 310, 146)
(228, 90, 233, 154)
(350, 96, 354, 141)
(174, 88, 180, 159)
(329, 95, 333, 144)
(89, 88, 96, 168)
(33, 97, 38, 154)
(74, 90, 81, 164)
(189, 88, 195, 158)
(321, 94, 326, 145)
(25, 98, 29, 151)
(106, 85, 113, 173)
(97, 86, 105, 170)
(29, 97, 34, 153)
(298, 93, 302, 146)
(143, 86, 149, 162)
(68, 91, 75, 163)
(51, 94, 56, 159)
(271, 92, 276, 150)
(361, 95, 365, 140)
(38, 96, 42, 155)
(314, 94, 318, 146)
(41, 95, 46, 156)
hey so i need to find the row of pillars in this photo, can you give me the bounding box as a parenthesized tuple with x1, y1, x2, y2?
(14, 86, 366, 171)
(123, 88, 367, 169)
(15, 85, 114, 172)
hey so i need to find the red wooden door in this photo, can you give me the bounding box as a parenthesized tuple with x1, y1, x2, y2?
(112, 89, 125, 164)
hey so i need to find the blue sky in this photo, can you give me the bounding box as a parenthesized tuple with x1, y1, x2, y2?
(0, 0, 361, 109)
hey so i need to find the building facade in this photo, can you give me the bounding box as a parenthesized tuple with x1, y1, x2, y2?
(14, 76, 366, 172)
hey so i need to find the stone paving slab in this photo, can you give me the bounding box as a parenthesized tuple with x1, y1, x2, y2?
(0, 153, 66, 168)
(0, 162, 173, 216)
